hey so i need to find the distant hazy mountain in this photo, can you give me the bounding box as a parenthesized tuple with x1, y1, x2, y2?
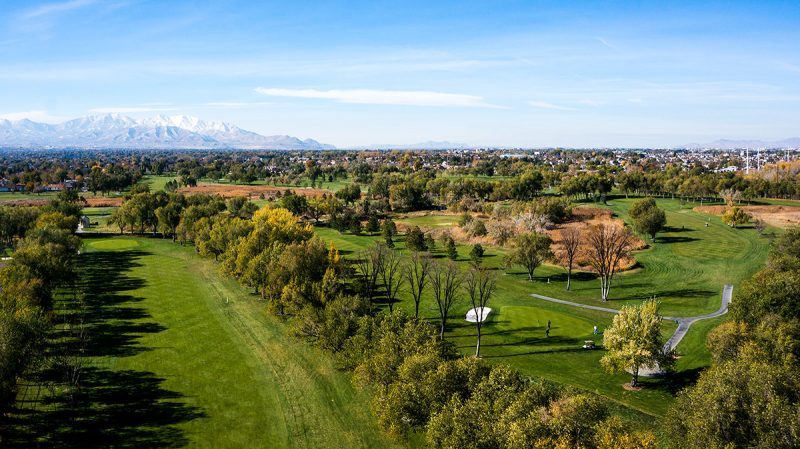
(0, 114, 335, 150)
(679, 137, 800, 150)
(353, 140, 474, 150)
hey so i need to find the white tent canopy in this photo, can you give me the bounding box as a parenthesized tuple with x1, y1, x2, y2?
(465, 307, 492, 323)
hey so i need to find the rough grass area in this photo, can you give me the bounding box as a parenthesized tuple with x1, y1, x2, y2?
(8, 236, 403, 449)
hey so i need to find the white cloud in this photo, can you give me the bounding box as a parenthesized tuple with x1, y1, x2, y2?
(201, 101, 277, 108)
(594, 37, 617, 50)
(578, 99, 603, 107)
(528, 101, 575, 111)
(0, 110, 66, 123)
(88, 106, 177, 113)
(255, 87, 501, 108)
(22, 0, 97, 19)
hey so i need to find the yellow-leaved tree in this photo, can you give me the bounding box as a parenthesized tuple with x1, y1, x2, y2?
(601, 300, 671, 387)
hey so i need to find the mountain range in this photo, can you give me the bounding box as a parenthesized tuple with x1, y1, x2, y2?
(0, 114, 335, 150)
(679, 137, 800, 150)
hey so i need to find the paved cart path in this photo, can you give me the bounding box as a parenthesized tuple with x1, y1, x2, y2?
(530, 284, 733, 352)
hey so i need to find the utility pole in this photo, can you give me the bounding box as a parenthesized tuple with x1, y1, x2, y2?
(757, 148, 762, 171)
(745, 148, 750, 174)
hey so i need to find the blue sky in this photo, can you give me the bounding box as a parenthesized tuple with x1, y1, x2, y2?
(0, 0, 799, 147)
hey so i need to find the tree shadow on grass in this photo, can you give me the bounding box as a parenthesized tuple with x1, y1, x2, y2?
(4, 368, 205, 449)
(663, 225, 696, 233)
(545, 271, 597, 283)
(633, 367, 704, 397)
(3, 247, 205, 448)
(656, 235, 700, 244)
(610, 288, 714, 302)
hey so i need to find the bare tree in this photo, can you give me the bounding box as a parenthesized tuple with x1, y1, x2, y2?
(585, 224, 636, 301)
(379, 246, 403, 312)
(428, 260, 463, 340)
(355, 243, 387, 310)
(559, 227, 582, 291)
(403, 251, 431, 318)
(465, 267, 496, 358)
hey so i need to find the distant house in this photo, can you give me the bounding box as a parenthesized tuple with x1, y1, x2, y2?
(715, 166, 738, 173)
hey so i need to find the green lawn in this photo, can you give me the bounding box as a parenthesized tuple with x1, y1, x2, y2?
(313, 197, 770, 418)
(0, 191, 57, 202)
(139, 175, 177, 191)
(9, 236, 404, 449)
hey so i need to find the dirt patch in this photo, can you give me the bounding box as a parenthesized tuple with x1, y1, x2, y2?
(177, 183, 332, 200)
(622, 383, 643, 391)
(695, 204, 800, 228)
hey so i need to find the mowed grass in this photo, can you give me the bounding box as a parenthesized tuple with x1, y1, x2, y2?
(313, 199, 770, 418)
(397, 198, 769, 317)
(11, 236, 404, 449)
(0, 191, 57, 201)
(139, 175, 177, 191)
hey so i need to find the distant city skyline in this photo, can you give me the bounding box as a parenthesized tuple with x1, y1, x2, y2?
(0, 0, 798, 148)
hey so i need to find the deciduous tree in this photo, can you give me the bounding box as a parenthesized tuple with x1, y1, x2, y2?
(428, 260, 463, 340)
(601, 300, 670, 387)
(585, 224, 635, 301)
(465, 267, 495, 357)
(558, 227, 581, 291)
(506, 232, 553, 281)
(404, 251, 431, 318)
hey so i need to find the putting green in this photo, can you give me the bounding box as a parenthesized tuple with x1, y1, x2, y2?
(499, 305, 595, 332)
(86, 238, 140, 250)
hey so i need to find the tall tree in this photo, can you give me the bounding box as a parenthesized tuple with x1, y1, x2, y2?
(404, 251, 431, 318)
(355, 243, 386, 310)
(405, 226, 427, 252)
(558, 227, 582, 291)
(379, 246, 403, 313)
(601, 300, 670, 387)
(585, 224, 636, 301)
(629, 198, 666, 242)
(428, 260, 463, 340)
(506, 232, 553, 281)
(634, 207, 667, 242)
(465, 267, 496, 357)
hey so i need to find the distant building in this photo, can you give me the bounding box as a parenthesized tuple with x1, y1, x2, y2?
(715, 166, 738, 173)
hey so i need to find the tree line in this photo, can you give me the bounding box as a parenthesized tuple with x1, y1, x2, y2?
(665, 227, 800, 448)
(0, 190, 82, 413)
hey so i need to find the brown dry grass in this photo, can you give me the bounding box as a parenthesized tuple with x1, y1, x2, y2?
(395, 206, 644, 271)
(177, 183, 332, 199)
(84, 196, 124, 207)
(551, 207, 645, 270)
(695, 204, 800, 228)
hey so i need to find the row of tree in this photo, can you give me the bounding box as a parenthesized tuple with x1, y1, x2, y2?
(0, 190, 82, 412)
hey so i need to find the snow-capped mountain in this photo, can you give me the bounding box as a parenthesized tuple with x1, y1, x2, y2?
(0, 114, 335, 150)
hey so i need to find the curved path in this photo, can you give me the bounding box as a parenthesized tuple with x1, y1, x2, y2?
(530, 284, 733, 352)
